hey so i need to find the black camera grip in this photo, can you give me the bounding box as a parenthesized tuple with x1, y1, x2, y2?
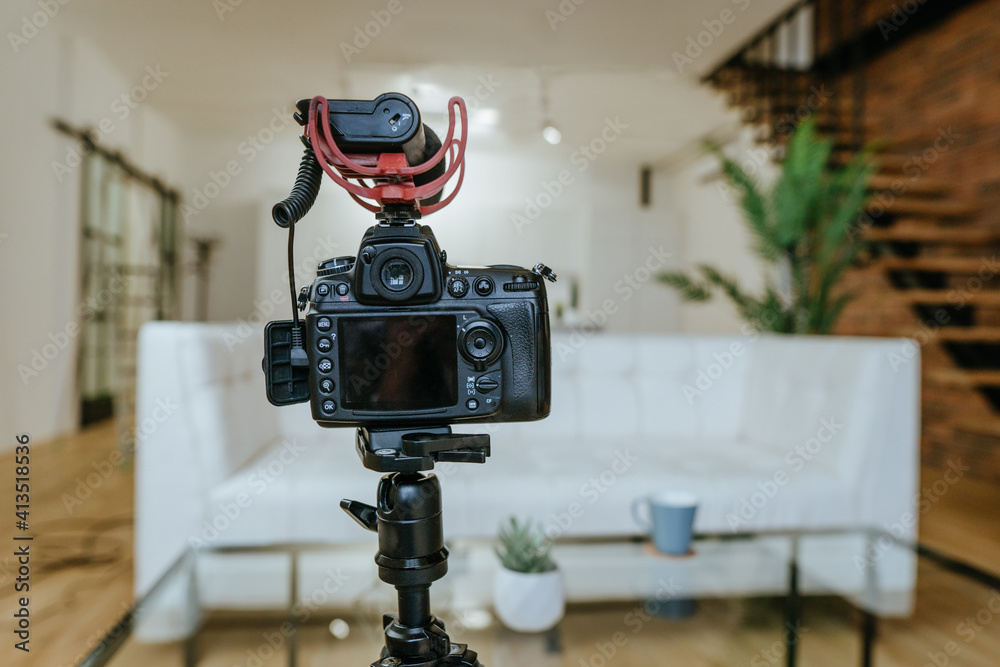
(487, 302, 536, 399)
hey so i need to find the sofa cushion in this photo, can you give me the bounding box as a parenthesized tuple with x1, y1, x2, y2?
(204, 430, 853, 548)
(538, 334, 749, 441)
(739, 335, 881, 465)
(449, 431, 853, 538)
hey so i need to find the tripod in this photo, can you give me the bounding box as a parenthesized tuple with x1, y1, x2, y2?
(341, 426, 491, 667)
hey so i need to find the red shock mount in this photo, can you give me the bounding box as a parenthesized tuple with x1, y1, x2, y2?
(304, 95, 468, 216)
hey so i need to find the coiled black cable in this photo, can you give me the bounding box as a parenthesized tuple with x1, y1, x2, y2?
(272, 146, 323, 349)
(272, 146, 322, 228)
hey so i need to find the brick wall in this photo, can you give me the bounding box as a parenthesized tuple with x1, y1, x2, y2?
(832, 0, 1000, 483)
(863, 0, 1000, 213)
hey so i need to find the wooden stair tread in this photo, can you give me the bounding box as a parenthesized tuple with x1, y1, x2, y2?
(935, 327, 1000, 342)
(865, 226, 1000, 244)
(816, 117, 880, 131)
(867, 175, 951, 196)
(875, 256, 998, 273)
(897, 289, 1000, 306)
(831, 151, 910, 171)
(866, 198, 978, 218)
(927, 368, 1000, 387)
(951, 417, 1000, 438)
(897, 326, 1000, 342)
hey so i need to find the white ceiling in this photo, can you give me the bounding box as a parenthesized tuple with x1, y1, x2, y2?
(63, 0, 798, 162)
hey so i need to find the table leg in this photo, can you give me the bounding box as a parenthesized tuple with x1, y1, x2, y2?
(861, 610, 876, 667)
(185, 551, 200, 667)
(288, 552, 300, 667)
(786, 538, 800, 667)
(184, 633, 197, 667)
(860, 530, 879, 667)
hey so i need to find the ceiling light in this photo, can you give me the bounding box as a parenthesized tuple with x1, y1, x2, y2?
(328, 619, 350, 639)
(543, 125, 562, 145)
(470, 108, 501, 127)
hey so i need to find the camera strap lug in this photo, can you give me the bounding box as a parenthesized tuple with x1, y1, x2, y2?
(532, 262, 558, 283)
(296, 285, 310, 311)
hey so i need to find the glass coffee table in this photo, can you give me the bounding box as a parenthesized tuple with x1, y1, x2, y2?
(78, 531, 990, 667)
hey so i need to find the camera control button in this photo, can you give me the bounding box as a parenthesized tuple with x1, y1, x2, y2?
(316, 317, 332, 332)
(316, 283, 331, 297)
(476, 376, 499, 393)
(322, 399, 337, 414)
(448, 278, 469, 298)
(467, 331, 495, 358)
(466, 398, 479, 411)
(317, 337, 332, 353)
(474, 277, 494, 296)
(335, 283, 349, 296)
(318, 358, 333, 373)
(459, 321, 503, 365)
(319, 378, 335, 394)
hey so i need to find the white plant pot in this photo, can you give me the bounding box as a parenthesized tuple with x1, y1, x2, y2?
(493, 566, 565, 633)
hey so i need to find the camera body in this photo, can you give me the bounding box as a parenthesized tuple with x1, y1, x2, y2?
(265, 220, 551, 428)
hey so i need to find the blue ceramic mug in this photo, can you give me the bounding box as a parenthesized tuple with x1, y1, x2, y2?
(631, 491, 699, 555)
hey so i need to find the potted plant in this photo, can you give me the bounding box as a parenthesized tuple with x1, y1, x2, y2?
(493, 517, 565, 633)
(660, 119, 875, 334)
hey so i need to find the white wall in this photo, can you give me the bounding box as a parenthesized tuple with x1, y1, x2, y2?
(0, 3, 190, 445)
(660, 127, 775, 334)
(577, 160, 680, 334)
(186, 122, 684, 336)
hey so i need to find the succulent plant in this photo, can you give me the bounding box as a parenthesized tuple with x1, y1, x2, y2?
(495, 517, 556, 574)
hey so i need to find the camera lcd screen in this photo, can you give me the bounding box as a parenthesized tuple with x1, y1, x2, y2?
(338, 315, 458, 411)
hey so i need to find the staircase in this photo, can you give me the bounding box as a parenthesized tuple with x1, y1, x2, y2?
(704, 0, 1000, 481)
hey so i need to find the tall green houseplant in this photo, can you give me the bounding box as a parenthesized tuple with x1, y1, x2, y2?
(660, 120, 875, 334)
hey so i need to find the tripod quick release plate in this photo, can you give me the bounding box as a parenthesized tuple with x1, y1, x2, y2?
(356, 427, 491, 473)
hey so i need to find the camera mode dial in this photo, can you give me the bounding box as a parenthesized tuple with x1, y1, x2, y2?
(318, 256, 355, 277)
(448, 277, 469, 298)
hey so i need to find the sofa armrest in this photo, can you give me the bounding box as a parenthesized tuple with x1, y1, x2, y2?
(739, 335, 921, 539)
(851, 341, 922, 541)
(135, 322, 278, 595)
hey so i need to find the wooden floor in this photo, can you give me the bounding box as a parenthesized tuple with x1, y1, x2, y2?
(3, 421, 1000, 666)
(1, 422, 134, 667)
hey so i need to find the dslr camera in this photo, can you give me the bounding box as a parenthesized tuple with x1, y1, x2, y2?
(263, 92, 554, 429)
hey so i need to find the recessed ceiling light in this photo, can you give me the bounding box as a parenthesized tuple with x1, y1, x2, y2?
(329, 618, 350, 639)
(470, 108, 501, 127)
(542, 125, 562, 145)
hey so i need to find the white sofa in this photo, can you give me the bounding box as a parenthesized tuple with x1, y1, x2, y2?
(135, 322, 920, 628)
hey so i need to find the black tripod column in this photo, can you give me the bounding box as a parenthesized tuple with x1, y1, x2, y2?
(343, 471, 481, 666)
(343, 427, 488, 667)
(375, 473, 452, 661)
